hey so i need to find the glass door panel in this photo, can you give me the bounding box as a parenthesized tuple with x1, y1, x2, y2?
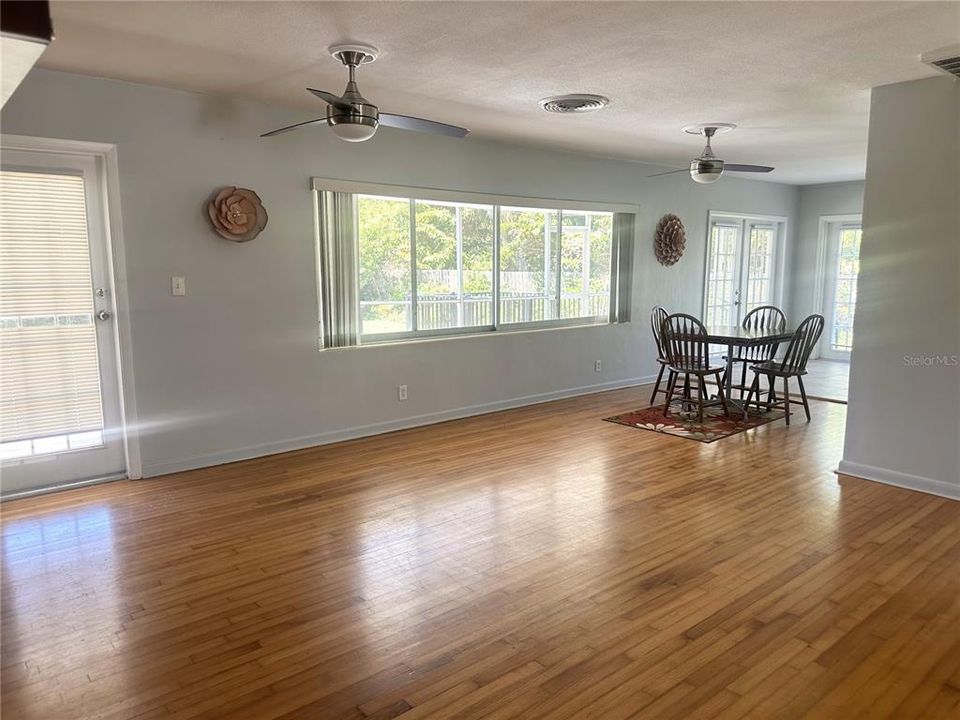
(704, 222, 741, 328)
(744, 224, 776, 313)
(1, 151, 125, 495)
(822, 223, 862, 360)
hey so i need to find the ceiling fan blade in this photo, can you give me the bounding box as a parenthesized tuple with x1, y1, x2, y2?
(378, 112, 469, 138)
(307, 88, 352, 111)
(724, 164, 775, 173)
(647, 168, 687, 178)
(260, 117, 328, 137)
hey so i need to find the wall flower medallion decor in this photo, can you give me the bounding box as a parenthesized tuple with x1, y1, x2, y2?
(206, 187, 268, 242)
(654, 213, 686, 266)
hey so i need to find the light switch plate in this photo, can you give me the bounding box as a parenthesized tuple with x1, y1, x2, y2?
(172, 276, 186, 296)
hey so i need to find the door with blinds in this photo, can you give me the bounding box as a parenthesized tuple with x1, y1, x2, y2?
(0, 149, 125, 495)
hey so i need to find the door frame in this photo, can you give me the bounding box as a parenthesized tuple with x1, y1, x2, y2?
(813, 213, 862, 361)
(701, 210, 789, 326)
(1, 134, 141, 497)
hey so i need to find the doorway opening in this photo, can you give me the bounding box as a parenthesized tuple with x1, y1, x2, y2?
(806, 214, 863, 403)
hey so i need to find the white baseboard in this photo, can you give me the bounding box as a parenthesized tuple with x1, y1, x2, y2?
(1, 472, 127, 502)
(141, 375, 656, 478)
(837, 460, 960, 501)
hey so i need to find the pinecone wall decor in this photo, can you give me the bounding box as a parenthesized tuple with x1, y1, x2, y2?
(654, 213, 686, 266)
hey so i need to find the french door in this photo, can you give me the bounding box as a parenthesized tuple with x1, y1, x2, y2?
(820, 218, 862, 360)
(0, 148, 126, 496)
(703, 213, 783, 328)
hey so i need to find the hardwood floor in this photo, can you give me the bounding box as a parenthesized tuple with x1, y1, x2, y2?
(2, 387, 958, 719)
(801, 360, 850, 403)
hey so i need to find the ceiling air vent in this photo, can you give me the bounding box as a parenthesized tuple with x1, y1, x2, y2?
(921, 45, 960, 78)
(539, 94, 610, 114)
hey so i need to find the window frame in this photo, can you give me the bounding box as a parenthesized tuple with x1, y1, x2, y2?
(815, 215, 863, 359)
(313, 178, 637, 347)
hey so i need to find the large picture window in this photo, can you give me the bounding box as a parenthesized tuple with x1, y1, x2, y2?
(315, 180, 635, 347)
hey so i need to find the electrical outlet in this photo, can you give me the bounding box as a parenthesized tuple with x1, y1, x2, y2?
(398, 384, 408, 401)
(595, 360, 602, 373)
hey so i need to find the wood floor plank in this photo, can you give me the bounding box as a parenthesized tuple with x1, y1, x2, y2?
(1, 387, 958, 719)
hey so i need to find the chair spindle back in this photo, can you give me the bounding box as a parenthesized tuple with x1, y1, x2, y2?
(776, 314, 825, 375)
(651, 306, 669, 360)
(741, 305, 787, 361)
(662, 313, 710, 371)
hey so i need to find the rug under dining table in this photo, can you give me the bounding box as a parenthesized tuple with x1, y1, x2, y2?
(603, 402, 784, 443)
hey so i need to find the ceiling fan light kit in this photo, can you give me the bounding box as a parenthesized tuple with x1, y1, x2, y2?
(648, 123, 775, 184)
(685, 124, 732, 183)
(325, 44, 379, 142)
(690, 158, 724, 184)
(261, 43, 469, 142)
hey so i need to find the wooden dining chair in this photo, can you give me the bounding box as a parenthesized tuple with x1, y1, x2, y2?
(649, 306, 671, 404)
(725, 305, 786, 398)
(743, 314, 825, 425)
(661, 313, 729, 422)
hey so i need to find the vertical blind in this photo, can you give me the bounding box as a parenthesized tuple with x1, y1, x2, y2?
(316, 190, 359, 349)
(0, 170, 105, 443)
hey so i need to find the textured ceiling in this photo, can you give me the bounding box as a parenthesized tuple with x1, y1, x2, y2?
(36, 1, 960, 184)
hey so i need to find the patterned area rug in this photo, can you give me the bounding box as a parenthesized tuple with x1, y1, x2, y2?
(604, 403, 785, 443)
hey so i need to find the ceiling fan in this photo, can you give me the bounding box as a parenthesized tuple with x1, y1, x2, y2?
(649, 124, 774, 183)
(261, 44, 469, 142)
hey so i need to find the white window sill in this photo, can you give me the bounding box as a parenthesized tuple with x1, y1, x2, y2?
(323, 317, 625, 350)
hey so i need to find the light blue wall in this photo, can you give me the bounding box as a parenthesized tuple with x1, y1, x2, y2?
(789, 181, 865, 327)
(2, 69, 800, 476)
(841, 76, 959, 496)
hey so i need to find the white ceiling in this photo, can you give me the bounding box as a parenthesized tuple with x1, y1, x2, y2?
(37, 1, 960, 184)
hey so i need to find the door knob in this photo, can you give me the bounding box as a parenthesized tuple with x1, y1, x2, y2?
(96, 310, 111, 321)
